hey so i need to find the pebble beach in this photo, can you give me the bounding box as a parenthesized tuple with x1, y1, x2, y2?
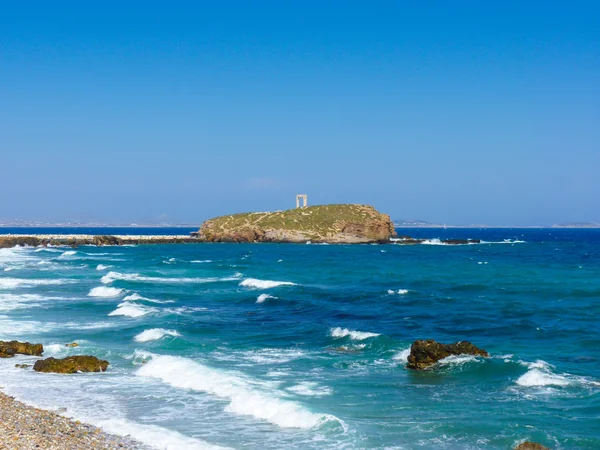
(0, 391, 144, 450)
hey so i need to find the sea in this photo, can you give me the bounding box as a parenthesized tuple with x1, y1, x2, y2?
(0, 227, 599, 449)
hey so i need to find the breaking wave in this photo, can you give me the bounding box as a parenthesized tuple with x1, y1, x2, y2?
(109, 302, 155, 318)
(239, 278, 296, 289)
(134, 328, 180, 342)
(136, 354, 346, 430)
(101, 271, 239, 285)
(330, 327, 380, 340)
(256, 293, 276, 303)
(88, 286, 123, 298)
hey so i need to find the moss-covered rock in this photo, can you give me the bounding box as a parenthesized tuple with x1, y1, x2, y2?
(406, 339, 488, 370)
(198, 204, 397, 243)
(33, 356, 109, 374)
(515, 442, 550, 450)
(0, 340, 44, 358)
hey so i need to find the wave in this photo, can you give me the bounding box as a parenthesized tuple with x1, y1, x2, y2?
(239, 278, 296, 289)
(211, 348, 309, 365)
(0, 278, 70, 289)
(136, 354, 345, 430)
(88, 286, 123, 298)
(101, 271, 238, 285)
(134, 328, 180, 342)
(96, 264, 112, 271)
(437, 354, 482, 367)
(256, 293, 276, 303)
(122, 293, 174, 304)
(516, 360, 572, 387)
(387, 289, 409, 295)
(330, 327, 380, 341)
(392, 348, 411, 363)
(108, 302, 155, 318)
(191, 260, 212, 263)
(58, 250, 77, 258)
(286, 382, 333, 397)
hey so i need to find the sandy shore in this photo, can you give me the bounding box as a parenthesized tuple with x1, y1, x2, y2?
(0, 391, 146, 449)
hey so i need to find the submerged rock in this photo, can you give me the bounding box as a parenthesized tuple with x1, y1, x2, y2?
(406, 339, 488, 370)
(15, 364, 31, 369)
(0, 340, 44, 358)
(33, 356, 109, 374)
(65, 342, 79, 347)
(515, 442, 550, 450)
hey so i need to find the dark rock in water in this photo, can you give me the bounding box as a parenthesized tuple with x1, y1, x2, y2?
(33, 356, 109, 374)
(515, 442, 550, 450)
(406, 339, 488, 370)
(0, 236, 43, 248)
(15, 364, 31, 369)
(92, 235, 121, 246)
(65, 342, 79, 347)
(442, 239, 481, 245)
(0, 340, 44, 358)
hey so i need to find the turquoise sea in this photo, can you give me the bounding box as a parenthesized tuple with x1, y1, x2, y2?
(0, 228, 599, 449)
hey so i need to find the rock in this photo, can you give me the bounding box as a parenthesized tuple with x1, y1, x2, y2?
(0, 340, 44, 358)
(406, 339, 489, 370)
(15, 364, 31, 369)
(197, 204, 397, 244)
(442, 239, 481, 245)
(33, 356, 109, 374)
(0, 236, 42, 248)
(65, 342, 79, 347)
(515, 442, 550, 450)
(92, 235, 121, 246)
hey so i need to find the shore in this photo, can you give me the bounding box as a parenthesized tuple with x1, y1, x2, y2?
(0, 391, 145, 449)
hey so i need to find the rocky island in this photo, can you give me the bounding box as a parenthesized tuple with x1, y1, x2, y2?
(196, 204, 397, 243)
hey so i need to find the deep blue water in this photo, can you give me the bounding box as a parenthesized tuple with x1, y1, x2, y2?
(0, 228, 599, 449)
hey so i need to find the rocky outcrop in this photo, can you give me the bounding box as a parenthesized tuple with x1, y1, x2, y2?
(515, 442, 550, 450)
(406, 339, 489, 370)
(0, 235, 201, 248)
(0, 341, 44, 358)
(197, 204, 397, 244)
(33, 356, 109, 374)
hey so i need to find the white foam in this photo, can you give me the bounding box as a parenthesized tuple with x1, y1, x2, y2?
(96, 264, 111, 271)
(387, 289, 409, 295)
(134, 328, 180, 342)
(0, 278, 70, 289)
(108, 302, 155, 318)
(393, 348, 411, 363)
(136, 354, 344, 430)
(239, 278, 296, 289)
(330, 327, 380, 340)
(516, 360, 572, 387)
(256, 293, 276, 303)
(88, 286, 123, 298)
(101, 271, 232, 285)
(286, 382, 332, 397)
(437, 354, 481, 366)
(191, 260, 212, 263)
(122, 293, 172, 304)
(58, 250, 77, 258)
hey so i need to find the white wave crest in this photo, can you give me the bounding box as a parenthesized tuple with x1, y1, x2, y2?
(108, 302, 155, 318)
(392, 348, 411, 363)
(256, 293, 276, 303)
(0, 278, 70, 289)
(330, 327, 380, 340)
(122, 293, 172, 304)
(191, 260, 212, 263)
(516, 360, 571, 387)
(136, 354, 345, 430)
(88, 286, 123, 298)
(437, 354, 481, 367)
(101, 271, 233, 285)
(134, 328, 180, 342)
(239, 278, 296, 289)
(96, 264, 111, 271)
(387, 289, 409, 295)
(58, 250, 77, 258)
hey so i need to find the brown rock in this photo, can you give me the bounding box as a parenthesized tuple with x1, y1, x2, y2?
(15, 364, 31, 369)
(33, 356, 109, 374)
(406, 339, 489, 370)
(0, 340, 44, 358)
(65, 342, 79, 347)
(515, 442, 550, 450)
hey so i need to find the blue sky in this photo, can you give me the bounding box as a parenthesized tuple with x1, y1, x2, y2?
(1, 1, 598, 225)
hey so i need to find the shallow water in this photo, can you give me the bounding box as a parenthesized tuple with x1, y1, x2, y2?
(0, 228, 599, 449)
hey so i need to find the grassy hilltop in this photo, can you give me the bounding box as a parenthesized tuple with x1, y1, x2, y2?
(197, 204, 396, 243)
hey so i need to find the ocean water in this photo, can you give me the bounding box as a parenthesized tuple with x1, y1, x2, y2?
(0, 228, 599, 449)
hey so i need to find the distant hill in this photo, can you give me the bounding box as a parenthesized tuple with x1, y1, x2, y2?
(552, 222, 600, 228)
(394, 219, 439, 227)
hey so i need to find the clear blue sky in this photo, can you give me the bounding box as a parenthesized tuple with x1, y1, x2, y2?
(1, 1, 598, 225)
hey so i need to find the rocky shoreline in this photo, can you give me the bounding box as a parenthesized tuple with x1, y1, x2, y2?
(0, 391, 146, 449)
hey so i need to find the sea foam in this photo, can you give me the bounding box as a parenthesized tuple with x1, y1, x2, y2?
(136, 354, 344, 430)
(239, 278, 296, 289)
(256, 293, 276, 303)
(101, 271, 233, 285)
(0, 278, 70, 289)
(134, 328, 180, 342)
(108, 302, 155, 318)
(330, 327, 380, 340)
(516, 360, 571, 387)
(88, 286, 123, 298)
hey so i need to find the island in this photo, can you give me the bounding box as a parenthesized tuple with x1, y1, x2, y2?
(195, 204, 397, 244)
